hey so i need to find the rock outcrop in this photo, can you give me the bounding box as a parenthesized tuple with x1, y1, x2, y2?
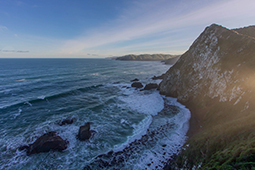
(152, 74, 165, 80)
(160, 24, 255, 108)
(143, 83, 158, 90)
(131, 82, 143, 88)
(159, 24, 255, 169)
(23, 131, 68, 155)
(57, 118, 74, 126)
(77, 122, 92, 141)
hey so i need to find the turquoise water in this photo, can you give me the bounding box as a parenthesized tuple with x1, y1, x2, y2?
(0, 59, 190, 170)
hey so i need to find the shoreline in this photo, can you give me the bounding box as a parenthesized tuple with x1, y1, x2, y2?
(161, 99, 201, 169)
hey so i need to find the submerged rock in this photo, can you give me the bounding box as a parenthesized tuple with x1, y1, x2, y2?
(25, 131, 68, 155)
(57, 118, 74, 126)
(143, 83, 158, 90)
(78, 122, 92, 141)
(130, 78, 139, 82)
(18, 145, 29, 151)
(131, 82, 143, 88)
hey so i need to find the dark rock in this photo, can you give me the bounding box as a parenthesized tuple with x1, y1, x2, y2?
(131, 82, 143, 88)
(152, 74, 165, 80)
(131, 78, 139, 82)
(77, 122, 92, 141)
(57, 118, 74, 126)
(143, 83, 158, 90)
(18, 145, 29, 151)
(162, 144, 167, 147)
(26, 131, 68, 155)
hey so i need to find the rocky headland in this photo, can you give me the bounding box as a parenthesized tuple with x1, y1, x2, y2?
(160, 24, 255, 169)
(115, 54, 180, 64)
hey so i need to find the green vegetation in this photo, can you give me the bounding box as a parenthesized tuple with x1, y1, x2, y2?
(176, 98, 255, 169)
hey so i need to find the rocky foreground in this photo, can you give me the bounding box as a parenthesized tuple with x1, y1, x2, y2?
(160, 24, 255, 169)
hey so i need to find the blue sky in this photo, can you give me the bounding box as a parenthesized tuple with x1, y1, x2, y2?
(0, 0, 254, 58)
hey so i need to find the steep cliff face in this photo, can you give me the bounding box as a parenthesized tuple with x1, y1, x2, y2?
(160, 24, 255, 122)
(159, 24, 255, 168)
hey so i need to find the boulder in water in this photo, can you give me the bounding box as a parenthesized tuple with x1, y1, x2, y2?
(143, 83, 158, 90)
(26, 131, 68, 155)
(77, 122, 92, 141)
(131, 82, 143, 88)
(130, 78, 139, 82)
(57, 118, 74, 126)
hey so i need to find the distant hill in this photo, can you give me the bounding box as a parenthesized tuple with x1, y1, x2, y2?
(160, 24, 255, 169)
(115, 54, 179, 62)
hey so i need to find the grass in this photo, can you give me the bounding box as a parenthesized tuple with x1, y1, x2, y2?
(175, 97, 255, 169)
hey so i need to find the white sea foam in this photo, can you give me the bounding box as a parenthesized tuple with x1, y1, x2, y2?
(37, 96, 45, 100)
(13, 108, 22, 119)
(24, 101, 32, 107)
(16, 79, 26, 82)
(118, 91, 164, 116)
(129, 97, 191, 169)
(113, 115, 153, 152)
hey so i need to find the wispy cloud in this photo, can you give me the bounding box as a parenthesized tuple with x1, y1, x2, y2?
(0, 25, 8, 31)
(59, 0, 255, 56)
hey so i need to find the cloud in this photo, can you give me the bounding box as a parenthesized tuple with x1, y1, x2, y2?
(0, 26, 8, 31)
(60, 0, 255, 56)
(2, 50, 29, 53)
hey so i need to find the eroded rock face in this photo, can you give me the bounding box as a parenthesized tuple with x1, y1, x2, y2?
(26, 131, 68, 155)
(131, 82, 143, 88)
(159, 24, 255, 126)
(77, 122, 91, 141)
(159, 24, 255, 105)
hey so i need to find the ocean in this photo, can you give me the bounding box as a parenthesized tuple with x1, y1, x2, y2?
(0, 58, 190, 170)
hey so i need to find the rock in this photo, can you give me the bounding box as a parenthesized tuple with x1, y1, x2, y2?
(131, 82, 143, 88)
(57, 118, 74, 126)
(131, 78, 139, 82)
(152, 74, 165, 80)
(77, 122, 92, 141)
(143, 83, 158, 90)
(18, 145, 29, 151)
(26, 131, 68, 155)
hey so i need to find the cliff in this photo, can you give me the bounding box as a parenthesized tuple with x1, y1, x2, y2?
(159, 24, 255, 169)
(115, 54, 179, 62)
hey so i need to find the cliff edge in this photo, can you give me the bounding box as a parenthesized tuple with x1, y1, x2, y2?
(160, 24, 255, 169)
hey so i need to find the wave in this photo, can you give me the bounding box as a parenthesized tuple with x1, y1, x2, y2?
(0, 84, 103, 110)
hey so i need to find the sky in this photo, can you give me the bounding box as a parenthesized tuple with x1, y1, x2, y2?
(0, 0, 254, 58)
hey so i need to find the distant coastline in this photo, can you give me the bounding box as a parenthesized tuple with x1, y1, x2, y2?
(113, 54, 181, 65)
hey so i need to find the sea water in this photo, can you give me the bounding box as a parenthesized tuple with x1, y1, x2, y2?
(0, 59, 190, 170)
